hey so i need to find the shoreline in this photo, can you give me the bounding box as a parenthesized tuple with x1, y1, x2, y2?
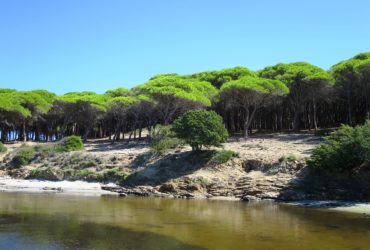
(1, 176, 370, 215)
(0, 176, 118, 196)
(285, 200, 370, 215)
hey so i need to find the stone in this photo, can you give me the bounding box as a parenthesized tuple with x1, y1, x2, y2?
(186, 184, 200, 192)
(159, 182, 177, 193)
(242, 195, 260, 201)
(42, 187, 62, 192)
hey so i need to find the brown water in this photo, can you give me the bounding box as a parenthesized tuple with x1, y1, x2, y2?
(0, 193, 369, 250)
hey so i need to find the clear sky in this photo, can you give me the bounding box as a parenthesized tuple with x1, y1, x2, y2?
(0, 0, 369, 94)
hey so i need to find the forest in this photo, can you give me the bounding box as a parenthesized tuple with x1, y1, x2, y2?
(1, 52, 370, 143)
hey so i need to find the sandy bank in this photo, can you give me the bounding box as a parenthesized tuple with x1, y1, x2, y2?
(286, 200, 370, 215)
(0, 176, 118, 196)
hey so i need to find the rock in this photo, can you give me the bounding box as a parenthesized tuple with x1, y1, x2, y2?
(42, 187, 62, 192)
(119, 192, 127, 197)
(179, 192, 195, 199)
(101, 186, 125, 193)
(278, 190, 307, 201)
(242, 195, 260, 201)
(159, 182, 177, 193)
(243, 160, 263, 172)
(259, 192, 279, 199)
(186, 184, 200, 192)
(152, 191, 174, 198)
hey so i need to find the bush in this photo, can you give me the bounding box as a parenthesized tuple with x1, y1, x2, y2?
(172, 110, 228, 151)
(12, 147, 35, 167)
(151, 137, 183, 154)
(0, 142, 6, 154)
(307, 122, 370, 171)
(56, 136, 84, 152)
(208, 150, 236, 164)
(279, 154, 298, 163)
(150, 125, 184, 154)
(97, 168, 129, 184)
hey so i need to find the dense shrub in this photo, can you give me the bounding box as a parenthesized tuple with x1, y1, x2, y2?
(307, 122, 370, 171)
(11, 147, 35, 167)
(208, 150, 237, 164)
(172, 110, 228, 151)
(56, 136, 84, 152)
(150, 125, 183, 154)
(0, 142, 6, 154)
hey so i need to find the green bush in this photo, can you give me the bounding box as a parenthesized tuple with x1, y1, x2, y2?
(0, 142, 7, 154)
(279, 154, 298, 163)
(97, 168, 129, 184)
(208, 150, 236, 164)
(34, 144, 56, 158)
(307, 122, 370, 171)
(172, 110, 228, 151)
(151, 137, 183, 154)
(150, 125, 184, 154)
(12, 147, 35, 167)
(56, 136, 84, 152)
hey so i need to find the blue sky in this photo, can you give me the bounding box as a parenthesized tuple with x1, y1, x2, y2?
(0, 0, 369, 94)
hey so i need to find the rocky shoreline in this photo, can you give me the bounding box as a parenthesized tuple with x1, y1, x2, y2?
(2, 134, 370, 203)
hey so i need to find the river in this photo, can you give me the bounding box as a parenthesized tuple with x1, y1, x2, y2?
(0, 192, 369, 250)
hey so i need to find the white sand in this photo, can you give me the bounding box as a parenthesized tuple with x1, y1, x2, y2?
(0, 176, 118, 196)
(287, 200, 370, 215)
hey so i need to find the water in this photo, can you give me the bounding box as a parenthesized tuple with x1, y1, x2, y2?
(0, 193, 369, 250)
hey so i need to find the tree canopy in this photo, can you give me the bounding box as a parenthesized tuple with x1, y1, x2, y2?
(1, 51, 370, 143)
(135, 75, 217, 106)
(220, 76, 288, 137)
(259, 62, 333, 130)
(189, 66, 256, 89)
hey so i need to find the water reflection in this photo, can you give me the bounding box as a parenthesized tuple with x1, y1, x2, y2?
(0, 192, 369, 250)
(0, 213, 204, 250)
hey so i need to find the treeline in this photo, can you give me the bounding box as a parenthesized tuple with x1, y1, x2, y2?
(1, 52, 370, 142)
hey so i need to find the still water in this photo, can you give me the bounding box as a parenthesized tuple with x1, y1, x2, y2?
(0, 192, 369, 250)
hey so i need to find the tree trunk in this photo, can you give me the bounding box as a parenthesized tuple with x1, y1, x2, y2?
(293, 111, 300, 131)
(243, 106, 257, 139)
(312, 96, 318, 130)
(346, 88, 353, 125)
(22, 121, 27, 142)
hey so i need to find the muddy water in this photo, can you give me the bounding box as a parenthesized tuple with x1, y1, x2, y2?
(0, 192, 369, 250)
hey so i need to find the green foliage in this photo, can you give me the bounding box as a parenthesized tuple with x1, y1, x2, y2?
(307, 121, 370, 171)
(12, 146, 35, 167)
(279, 154, 298, 163)
(97, 168, 129, 184)
(105, 87, 131, 97)
(109, 94, 150, 107)
(331, 52, 370, 84)
(136, 75, 218, 106)
(220, 76, 289, 96)
(74, 169, 95, 178)
(56, 136, 84, 152)
(189, 66, 256, 88)
(33, 144, 56, 158)
(172, 110, 228, 151)
(150, 125, 184, 154)
(0, 142, 7, 154)
(208, 150, 237, 164)
(260, 62, 333, 87)
(58, 91, 110, 111)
